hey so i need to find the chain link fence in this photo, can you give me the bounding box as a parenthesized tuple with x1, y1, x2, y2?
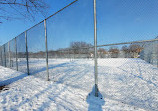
(0, 0, 158, 81)
(0, 0, 158, 108)
(0, 0, 157, 79)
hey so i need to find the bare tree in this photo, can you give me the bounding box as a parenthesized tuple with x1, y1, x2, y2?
(109, 46, 120, 58)
(129, 44, 143, 58)
(98, 48, 107, 58)
(0, 0, 48, 23)
(121, 45, 130, 58)
(70, 41, 93, 54)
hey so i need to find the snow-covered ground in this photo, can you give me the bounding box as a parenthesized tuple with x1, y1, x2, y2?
(0, 58, 158, 111)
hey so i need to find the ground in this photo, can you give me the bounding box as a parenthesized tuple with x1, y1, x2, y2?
(0, 58, 158, 111)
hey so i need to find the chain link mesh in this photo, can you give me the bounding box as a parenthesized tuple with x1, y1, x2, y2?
(0, 0, 158, 109)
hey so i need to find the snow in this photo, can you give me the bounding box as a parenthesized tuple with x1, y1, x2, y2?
(0, 67, 27, 86)
(0, 58, 158, 111)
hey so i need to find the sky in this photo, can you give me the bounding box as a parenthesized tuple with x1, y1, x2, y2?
(0, 0, 74, 45)
(1, 0, 158, 51)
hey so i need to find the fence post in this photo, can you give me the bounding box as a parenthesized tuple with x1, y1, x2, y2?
(4, 45, 6, 67)
(69, 49, 70, 61)
(94, 0, 98, 97)
(44, 19, 49, 81)
(25, 31, 30, 75)
(1, 48, 3, 66)
(8, 41, 11, 68)
(73, 50, 75, 61)
(0, 48, 2, 66)
(15, 38, 18, 71)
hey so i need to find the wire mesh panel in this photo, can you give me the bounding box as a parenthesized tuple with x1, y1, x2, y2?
(97, 40, 158, 110)
(5, 43, 9, 68)
(153, 40, 158, 66)
(27, 21, 46, 79)
(96, 0, 158, 110)
(9, 38, 17, 70)
(46, 0, 94, 91)
(97, 0, 158, 45)
(0, 1, 157, 109)
(16, 33, 27, 73)
(140, 40, 158, 67)
(1, 45, 5, 67)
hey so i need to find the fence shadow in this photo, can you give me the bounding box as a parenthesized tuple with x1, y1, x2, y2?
(0, 73, 28, 86)
(0, 61, 74, 87)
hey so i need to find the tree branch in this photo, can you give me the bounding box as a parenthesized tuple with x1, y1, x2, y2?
(0, 0, 48, 23)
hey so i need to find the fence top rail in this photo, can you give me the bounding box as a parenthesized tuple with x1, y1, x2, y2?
(54, 38, 158, 52)
(97, 38, 158, 48)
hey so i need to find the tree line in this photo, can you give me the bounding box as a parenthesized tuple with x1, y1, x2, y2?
(14, 41, 143, 58)
(47, 41, 143, 58)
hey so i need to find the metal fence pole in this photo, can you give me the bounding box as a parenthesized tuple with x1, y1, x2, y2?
(44, 19, 50, 81)
(25, 31, 30, 75)
(73, 50, 75, 61)
(94, 0, 98, 97)
(2, 46, 3, 66)
(15, 38, 18, 71)
(0, 48, 2, 66)
(1, 48, 3, 66)
(4, 45, 6, 67)
(69, 49, 71, 61)
(8, 41, 11, 68)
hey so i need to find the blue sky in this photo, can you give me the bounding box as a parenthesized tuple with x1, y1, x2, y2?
(1, 0, 158, 51)
(97, 0, 158, 44)
(0, 0, 74, 45)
